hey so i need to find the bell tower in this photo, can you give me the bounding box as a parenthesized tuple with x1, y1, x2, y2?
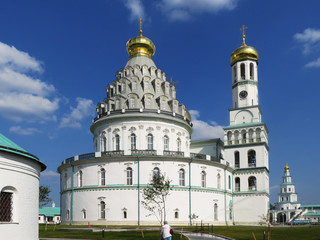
(224, 26, 270, 224)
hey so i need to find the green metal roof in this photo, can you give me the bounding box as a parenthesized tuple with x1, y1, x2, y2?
(304, 211, 320, 216)
(0, 133, 46, 171)
(301, 205, 320, 208)
(224, 122, 267, 130)
(0, 133, 26, 152)
(39, 207, 60, 217)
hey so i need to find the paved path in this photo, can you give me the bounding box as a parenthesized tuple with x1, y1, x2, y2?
(183, 232, 234, 240)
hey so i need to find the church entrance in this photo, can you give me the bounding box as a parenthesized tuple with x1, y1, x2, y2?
(277, 212, 286, 223)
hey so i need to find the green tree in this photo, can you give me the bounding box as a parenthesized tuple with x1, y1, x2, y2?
(39, 185, 52, 207)
(141, 173, 172, 225)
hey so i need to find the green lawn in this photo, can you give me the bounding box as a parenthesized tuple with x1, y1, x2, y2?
(184, 225, 320, 240)
(39, 224, 187, 240)
(39, 224, 320, 240)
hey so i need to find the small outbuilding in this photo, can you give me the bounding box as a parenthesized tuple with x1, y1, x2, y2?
(0, 133, 46, 240)
(39, 202, 61, 224)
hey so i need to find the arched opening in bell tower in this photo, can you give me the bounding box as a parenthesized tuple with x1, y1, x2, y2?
(248, 150, 256, 167)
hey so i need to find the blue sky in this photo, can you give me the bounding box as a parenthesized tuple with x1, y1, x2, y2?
(0, 0, 319, 206)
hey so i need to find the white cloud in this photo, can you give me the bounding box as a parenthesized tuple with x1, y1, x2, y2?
(0, 92, 59, 122)
(0, 67, 55, 96)
(0, 42, 42, 72)
(294, 28, 320, 54)
(0, 41, 59, 122)
(41, 170, 59, 178)
(124, 0, 145, 21)
(158, 0, 238, 21)
(9, 126, 41, 135)
(305, 57, 320, 68)
(190, 110, 224, 140)
(59, 97, 94, 129)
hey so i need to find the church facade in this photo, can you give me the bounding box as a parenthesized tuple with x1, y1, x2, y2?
(58, 24, 270, 226)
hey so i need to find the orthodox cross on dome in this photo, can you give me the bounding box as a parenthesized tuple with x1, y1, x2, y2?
(138, 17, 143, 36)
(240, 24, 248, 46)
(170, 76, 178, 87)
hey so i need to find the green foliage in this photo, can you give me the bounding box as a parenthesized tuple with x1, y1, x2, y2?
(141, 173, 172, 225)
(39, 185, 52, 207)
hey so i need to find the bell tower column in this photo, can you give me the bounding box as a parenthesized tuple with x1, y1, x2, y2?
(224, 26, 270, 225)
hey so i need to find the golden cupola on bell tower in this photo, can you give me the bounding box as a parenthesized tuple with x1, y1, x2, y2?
(230, 25, 259, 66)
(126, 18, 156, 59)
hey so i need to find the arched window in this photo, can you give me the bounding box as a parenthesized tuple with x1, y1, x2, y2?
(227, 131, 232, 143)
(235, 177, 240, 191)
(100, 201, 106, 219)
(177, 138, 181, 152)
(131, 133, 136, 150)
(66, 209, 70, 220)
(127, 167, 133, 185)
(153, 167, 160, 178)
(102, 136, 107, 152)
(248, 176, 257, 191)
(248, 129, 254, 142)
(115, 99, 120, 109)
(256, 128, 261, 142)
(0, 190, 13, 222)
(234, 151, 240, 168)
(130, 97, 135, 108)
(95, 139, 98, 152)
(123, 210, 127, 219)
(214, 203, 218, 220)
(240, 63, 245, 79)
(250, 63, 254, 79)
(201, 171, 206, 188)
(132, 81, 137, 91)
(147, 134, 153, 150)
(217, 173, 221, 189)
(241, 130, 246, 143)
(115, 134, 120, 151)
(234, 131, 239, 144)
(175, 211, 179, 219)
(228, 175, 231, 189)
(233, 66, 237, 82)
(161, 99, 166, 110)
(146, 98, 151, 108)
(82, 209, 86, 219)
(79, 170, 83, 187)
(100, 168, 106, 186)
(248, 150, 256, 167)
(144, 81, 149, 90)
(179, 169, 185, 186)
(163, 135, 169, 150)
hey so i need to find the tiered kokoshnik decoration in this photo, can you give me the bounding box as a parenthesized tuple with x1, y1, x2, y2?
(94, 18, 191, 133)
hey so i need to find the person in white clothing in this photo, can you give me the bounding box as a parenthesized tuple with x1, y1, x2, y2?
(161, 220, 172, 240)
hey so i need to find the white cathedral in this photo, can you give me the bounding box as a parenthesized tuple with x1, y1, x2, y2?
(58, 23, 270, 225)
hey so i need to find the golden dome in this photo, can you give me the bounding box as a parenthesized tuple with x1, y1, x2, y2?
(284, 162, 290, 172)
(230, 33, 258, 66)
(126, 18, 155, 58)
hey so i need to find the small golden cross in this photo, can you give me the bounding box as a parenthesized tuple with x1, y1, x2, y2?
(138, 18, 143, 36)
(170, 76, 178, 86)
(240, 24, 248, 36)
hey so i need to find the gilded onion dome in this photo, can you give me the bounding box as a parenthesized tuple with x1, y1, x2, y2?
(284, 162, 290, 173)
(230, 27, 258, 66)
(126, 18, 156, 59)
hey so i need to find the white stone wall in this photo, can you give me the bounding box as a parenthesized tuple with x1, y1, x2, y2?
(59, 157, 234, 225)
(0, 152, 42, 240)
(92, 118, 191, 156)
